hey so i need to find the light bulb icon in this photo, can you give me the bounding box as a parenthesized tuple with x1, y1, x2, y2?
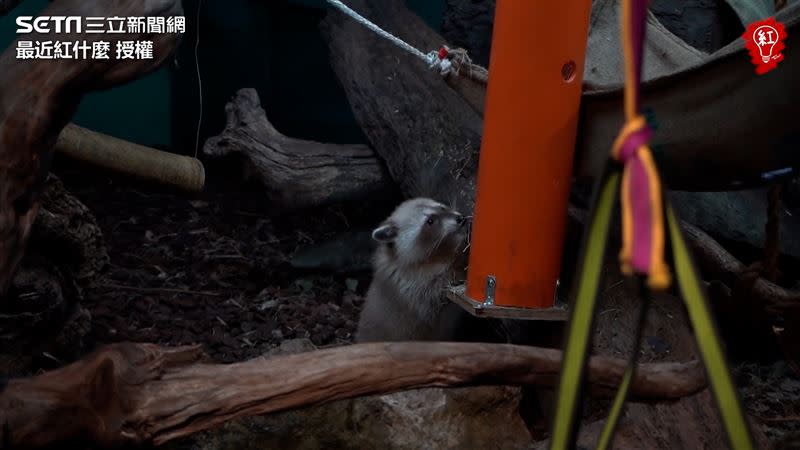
(742, 17, 786, 75)
(753, 25, 779, 63)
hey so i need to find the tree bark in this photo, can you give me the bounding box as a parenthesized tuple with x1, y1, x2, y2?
(0, 341, 706, 448)
(204, 88, 395, 210)
(0, 0, 184, 296)
(320, 0, 483, 212)
(1, 175, 106, 370)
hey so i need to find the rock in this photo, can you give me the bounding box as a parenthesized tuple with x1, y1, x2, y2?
(293, 279, 314, 292)
(165, 340, 532, 450)
(290, 231, 375, 274)
(348, 386, 532, 450)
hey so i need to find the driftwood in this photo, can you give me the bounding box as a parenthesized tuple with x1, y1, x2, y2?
(320, 0, 483, 211)
(1, 175, 106, 369)
(204, 88, 394, 210)
(56, 124, 206, 193)
(0, 341, 706, 448)
(0, 0, 183, 296)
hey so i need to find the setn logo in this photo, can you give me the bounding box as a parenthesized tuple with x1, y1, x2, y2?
(16, 16, 82, 34)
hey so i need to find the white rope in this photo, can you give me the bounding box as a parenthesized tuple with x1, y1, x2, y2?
(324, 0, 453, 76)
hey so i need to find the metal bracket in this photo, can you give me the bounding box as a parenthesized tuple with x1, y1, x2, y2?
(482, 275, 496, 307)
(446, 278, 568, 322)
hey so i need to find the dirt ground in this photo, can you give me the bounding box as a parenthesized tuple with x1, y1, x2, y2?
(55, 158, 395, 364)
(51, 157, 800, 448)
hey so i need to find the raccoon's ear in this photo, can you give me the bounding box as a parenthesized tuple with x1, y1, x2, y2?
(372, 222, 398, 242)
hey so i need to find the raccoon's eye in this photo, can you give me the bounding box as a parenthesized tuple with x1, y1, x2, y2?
(426, 217, 436, 225)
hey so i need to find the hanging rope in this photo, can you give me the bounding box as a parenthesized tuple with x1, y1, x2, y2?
(610, 0, 670, 291)
(324, 0, 488, 84)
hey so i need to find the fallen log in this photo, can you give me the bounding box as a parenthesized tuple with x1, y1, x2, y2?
(203, 88, 395, 210)
(56, 124, 206, 193)
(0, 0, 184, 296)
(0, 341, 706, 448)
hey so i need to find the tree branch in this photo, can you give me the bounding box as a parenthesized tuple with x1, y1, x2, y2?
(0, 341, 706, 447)
(0, 0, 183, 296)
(204, 88, 395, 209)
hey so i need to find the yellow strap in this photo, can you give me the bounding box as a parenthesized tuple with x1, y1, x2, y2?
(549, 177, 756, 450)
(595, 281, 650, 450)
(549, 170, 620, 450)
(666, 207, 755, 450)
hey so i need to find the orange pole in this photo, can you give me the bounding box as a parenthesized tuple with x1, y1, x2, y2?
(466, 0, 592, 308)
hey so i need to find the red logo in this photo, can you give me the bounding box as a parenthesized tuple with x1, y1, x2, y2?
(743, 17, 788, 75)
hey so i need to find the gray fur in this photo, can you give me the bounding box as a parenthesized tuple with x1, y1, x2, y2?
(356, 197, 472, 342)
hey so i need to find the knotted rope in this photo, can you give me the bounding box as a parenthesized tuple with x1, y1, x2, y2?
(610, 0, 670, 291)
(324, 0, 488, 84)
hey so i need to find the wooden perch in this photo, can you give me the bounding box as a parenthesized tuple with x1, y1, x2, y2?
(204, 88, 394, 209)
(0, 341, 706, 448)
(57, 124, 206, 193)
(0, 0, 183, 296)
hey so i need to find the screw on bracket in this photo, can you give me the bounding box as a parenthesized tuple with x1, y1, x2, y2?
(484, 275, 496, 306)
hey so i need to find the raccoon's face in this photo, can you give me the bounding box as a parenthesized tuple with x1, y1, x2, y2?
(372, 198, 469, 268)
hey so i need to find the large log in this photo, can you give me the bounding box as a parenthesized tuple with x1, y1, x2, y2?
(0, 341, 706, 448)
(320, 0, 483, 212)
(204, 88, 395, 210)
(0, 0, 183, 296)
